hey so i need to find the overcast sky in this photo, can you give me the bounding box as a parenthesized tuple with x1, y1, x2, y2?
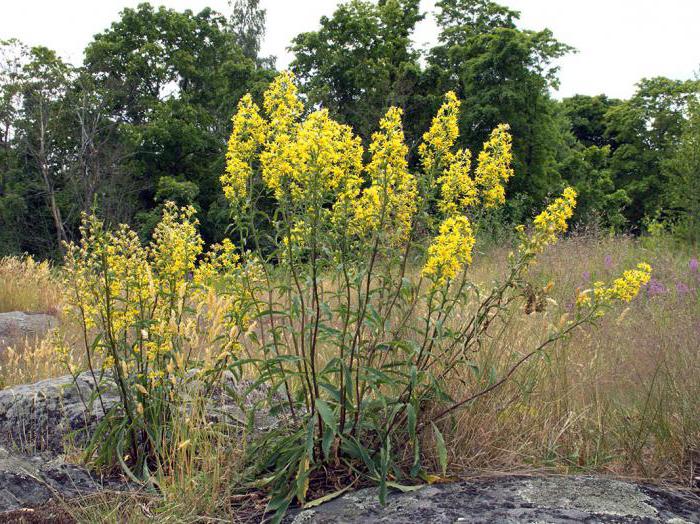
(1, 0, 698, 99)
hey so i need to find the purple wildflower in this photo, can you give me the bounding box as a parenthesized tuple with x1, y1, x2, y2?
(582, 271, 591, 281)
(604, 255, 613, 269)
(646, 278, 666, 297)
(690, 258, 699, 273)
(675, 282, 690, 295)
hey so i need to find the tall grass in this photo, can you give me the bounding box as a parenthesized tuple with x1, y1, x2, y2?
(0, 255, 62, 314)
(440, 234, 699, 484)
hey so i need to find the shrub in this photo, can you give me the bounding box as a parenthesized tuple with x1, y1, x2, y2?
(64, 72, 652, 520)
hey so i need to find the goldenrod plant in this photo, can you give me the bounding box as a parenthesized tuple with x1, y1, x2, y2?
(64, 73, 652, 521)
(62, 204, 247, 482)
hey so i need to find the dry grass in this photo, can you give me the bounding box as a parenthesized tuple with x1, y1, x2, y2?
(0, 334, 83, 389)
(440, 233, 699, 485)
(0, 256, 62, 314)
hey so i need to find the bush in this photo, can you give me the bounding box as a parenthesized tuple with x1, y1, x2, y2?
(64, 72, 652, 521)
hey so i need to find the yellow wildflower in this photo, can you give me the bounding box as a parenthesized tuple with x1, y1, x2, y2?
(419, 91, 461, 175)
(597, 263, 652, 303)
(263, 70, 303, 137)
(422, 216, 476, 287)
(475, 124, 514, 208)
(353, 107, 418, 244)
(437, 148, 477, 216)
(221, 94, 266, 206)
(530, 187, 577, 251)
(150, 203, 203, 289)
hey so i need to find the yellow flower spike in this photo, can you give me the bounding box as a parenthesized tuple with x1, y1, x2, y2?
(608, 263, 652, 302)
(263, 70, 303, 137)
(437, 148, 477, 216)
(150, 203, 203, 287)
(529, 187, 577, 252)
(261, 108, 363, 210)
(422, 216, 476, 287)
(475, 124, 514, 208)
(221, 94, 267, 206)
(578, 263, 652, 308)
(419, 91, 461, 175)
(353, 107, 418, 244)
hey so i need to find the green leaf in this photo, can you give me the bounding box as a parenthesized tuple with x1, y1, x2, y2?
(303, 485, 352, 508)
(431, 422, 448, 476)
(386, 481, 424, 492)
(295, 455, 311, 504)
(315, 398, 337, 433)
(406, 403, 416, 442)
(305, 417, 316, 461)
(322, 425, 334, 459)
(379, 436, 391, 506)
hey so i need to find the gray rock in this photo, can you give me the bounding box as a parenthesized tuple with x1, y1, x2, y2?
(0, 371, 118, 454)
(0, 370, 288, 516)
(0, 311, 58, 350)
(0, 445, 115, 514)
(288, 476, 700, 523)
(0, 369, 286, 455)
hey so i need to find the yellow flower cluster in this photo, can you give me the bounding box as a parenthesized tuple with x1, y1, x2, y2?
(416, 93, 514, 217)
(281, 109, 363, 203)
(264, 70, 304, 137)
(193, 238, 241, 287)
(529, 187, 577, 251)
(577, 263, 652, 306)
(63, 204, 227, 389)
(151, 203, 203, 290)
(224, 72, 364, 230)
(437, 148, 477, 216)
(421, 216, 476, 287)
(418, 91, 460, 175)
(194, 238, 261, 335)
(353, 107, 418, 243)
(222, 94, 266, 205)
(474, 124, 514, 208)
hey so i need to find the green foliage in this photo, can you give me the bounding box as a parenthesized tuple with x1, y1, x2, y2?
(662, 97, 700, 243)
(605, 77, 700, 226)
(290, 0, 424, 142)
(0, 0, 697, 258)
(561, 94, 621, 148)
(229, 0, 270, 65)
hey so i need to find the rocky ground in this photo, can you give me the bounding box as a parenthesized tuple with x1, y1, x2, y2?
(0, 311, 698, 522)
(287, 476, 700, 523)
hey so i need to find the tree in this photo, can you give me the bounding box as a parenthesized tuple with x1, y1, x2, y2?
(605, 77, 699, 226)
(561, 94, 621, 149)
(0, 39, 28, 254)
(291, 0, 424, 143)
(84, 3, 273, 243)
(228, 0, 271, 66)
(19, 46, 74, 253)
(663, 96, 700, 242)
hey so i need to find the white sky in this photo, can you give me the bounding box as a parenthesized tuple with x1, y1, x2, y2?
(1, 0, 698, 99)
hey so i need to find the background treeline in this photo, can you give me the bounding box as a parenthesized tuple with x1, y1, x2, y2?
(1, 0, 698, 259)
